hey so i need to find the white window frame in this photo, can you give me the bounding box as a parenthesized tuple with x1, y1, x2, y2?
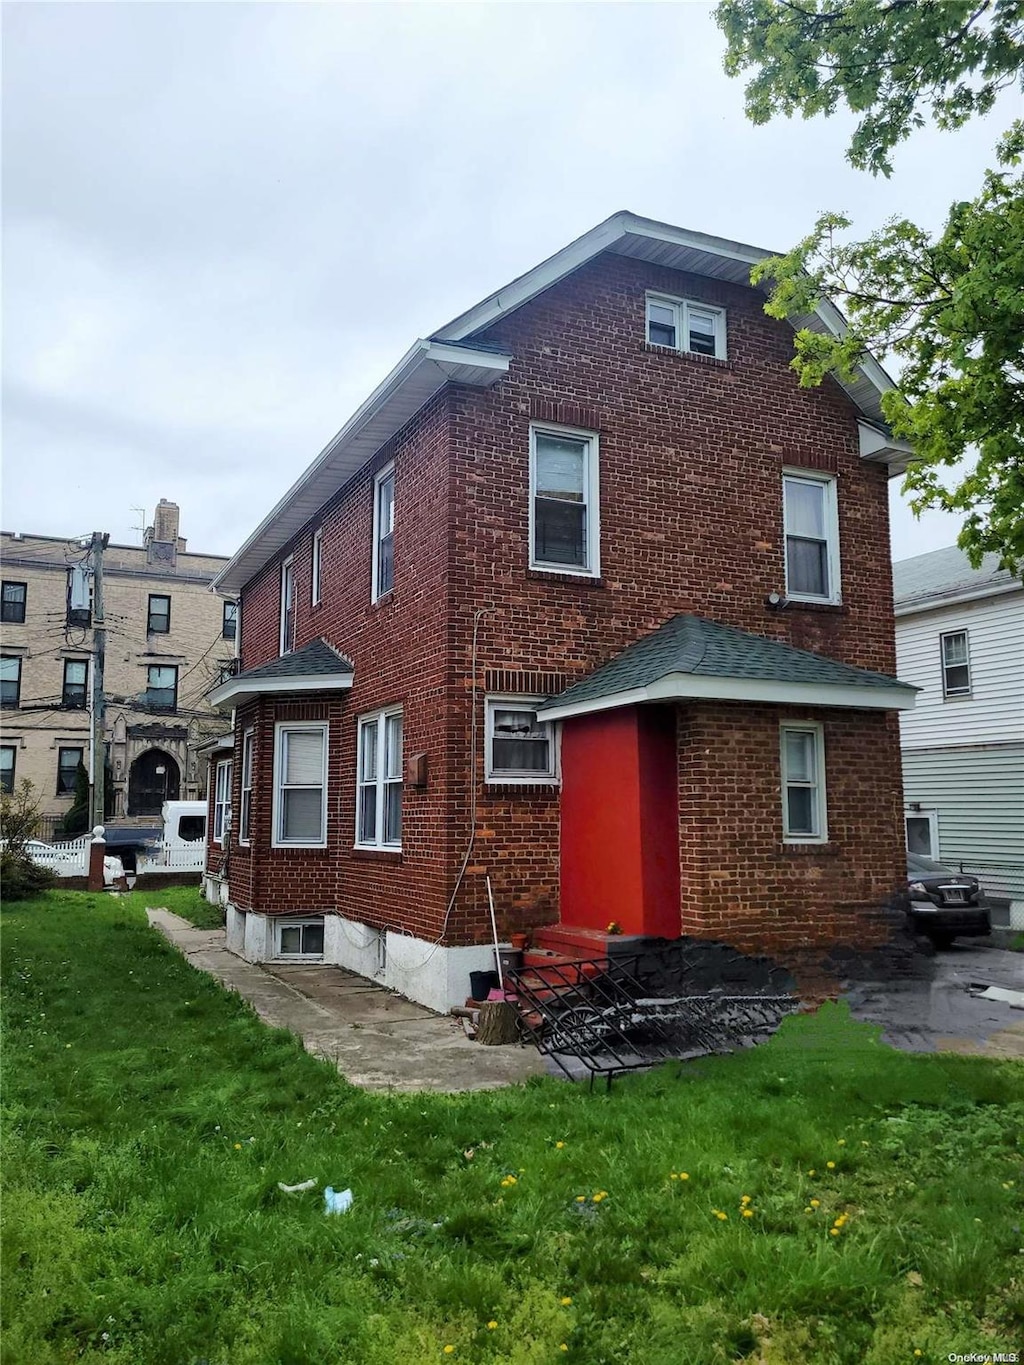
(311, 528, 323, 607)
(940, 630, 971, 698)
(485, 696, 558, 784)
(279, 556, 295, 656)
(780, 722, 828, 844)
(645, 292, 727, 360)
(274, 917, 326, 961)
(782, 469, 842, 605)
(239, 729, 254, 845)
(905, 808, 939, 859)
(213, 758, 233, 846)
(528, 423, 601, 578)
(371, 463, 396, 603)
(272, 722, 328, 849)
(355, 706, 403, 850)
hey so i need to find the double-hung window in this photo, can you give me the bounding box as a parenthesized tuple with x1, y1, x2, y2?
(62, 659, 88, 709)
(530, 425, 600, 576)
(940, 631, 971, 697)
(213, 758, 233, 844)
(780, 723, 827, 842)
(372, 465, 395, 601)
(1, 657, 22, 708)
(145, 665, 177, 711)
(57, 746, 83, 797)
(311, 528, 323, 606)
(1, 581, 26, 624)
(222, 601, 238, 641)
(356, 708, 402, 849)
(646, 293, 726, 359)
(280, 558, 295, 655)
(147, 594, 171, 634)
(273, 723, 327, 847)
(486, 698, 557, 782)
(239, 730, 254, 843)
(1, 745, 16, 793)
(782, 471, 841, 603)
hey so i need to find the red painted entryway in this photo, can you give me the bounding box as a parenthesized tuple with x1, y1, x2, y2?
(558, 704, 680, 938)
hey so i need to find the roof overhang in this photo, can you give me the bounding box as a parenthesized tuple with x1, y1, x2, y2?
(895, 580, 1023, 616)
(538, 672, 916, 722)
(194, 734, 234, 757)
(859, 421, 913, 475)
(212, 340, 510, 595)
(435, 211, 905, 450)
(207, 672, 354, 712)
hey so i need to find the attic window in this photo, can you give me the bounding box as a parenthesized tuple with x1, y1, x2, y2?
(646, 293, 726, 360)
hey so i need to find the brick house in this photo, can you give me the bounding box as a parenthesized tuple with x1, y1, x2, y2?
(207, 213, 916, 1012)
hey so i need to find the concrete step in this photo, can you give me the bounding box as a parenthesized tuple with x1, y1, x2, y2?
(532, 924, 612, 964)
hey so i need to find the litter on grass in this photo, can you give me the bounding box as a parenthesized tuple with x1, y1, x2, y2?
(278, 1178, 318, 1194)
(324, 1186, 353, 1215)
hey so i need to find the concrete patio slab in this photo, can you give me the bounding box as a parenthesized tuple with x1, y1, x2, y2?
(147, 909, 549, 1093)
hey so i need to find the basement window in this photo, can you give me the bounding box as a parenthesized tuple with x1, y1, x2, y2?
(275, 918, 325, 959)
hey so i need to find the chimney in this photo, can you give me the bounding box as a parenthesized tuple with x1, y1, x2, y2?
(147, 499, 182, 567)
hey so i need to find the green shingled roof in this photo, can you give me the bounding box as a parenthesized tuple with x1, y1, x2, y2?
(538, 614, 915, 715)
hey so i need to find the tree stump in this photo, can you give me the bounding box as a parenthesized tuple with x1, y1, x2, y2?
(475, 1001, 519, 1046)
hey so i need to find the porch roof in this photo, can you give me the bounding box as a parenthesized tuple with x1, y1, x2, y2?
(207, 638, 354, 711)
(537, 614, 917, 721)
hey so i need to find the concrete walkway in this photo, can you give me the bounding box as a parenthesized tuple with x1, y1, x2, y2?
(147, 910, 549, 1093)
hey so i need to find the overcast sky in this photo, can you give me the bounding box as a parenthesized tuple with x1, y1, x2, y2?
(2, 2, 1009, 564)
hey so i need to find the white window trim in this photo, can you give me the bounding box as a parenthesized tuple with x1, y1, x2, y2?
(528, 423, 601, 578)
(645, 292, 727, 361)
(279, 556, 295, 656)
(780, 721, 828, 844)
(213, 758, 233, 846)
(905, 808, 939, 859)
(940, 630, 971, 698)
(484, 695, 559, 784)
(782, 469, 842, 605)
(273, 917, 326, 961)
(355, 706, 403, 850)
(311, 528, 323, 607)
(239, 729, 254, 845)
(272, 721, 328, 849)
(371, 463, 395, 603)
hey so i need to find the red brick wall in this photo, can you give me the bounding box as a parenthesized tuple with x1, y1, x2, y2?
(230, 248, 905, 955)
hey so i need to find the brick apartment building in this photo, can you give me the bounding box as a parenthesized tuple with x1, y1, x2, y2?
(1, 500, 235, 830)
(206, 213, 916, 1012)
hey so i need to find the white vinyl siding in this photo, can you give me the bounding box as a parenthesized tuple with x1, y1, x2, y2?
(273, 723, 328, 847)
(239, 730, 254, 844)
(780, 723, 828, 843)
(783, 471, 841, 604)
(896, 593, 1024, 749)
(356, 708, 402, 849)
(645, 293, 726, 359)
(529, 424, 600, 577)
(213, 758, 232, 845)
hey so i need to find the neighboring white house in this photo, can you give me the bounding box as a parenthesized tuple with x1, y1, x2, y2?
(893, 546, 1024, 930)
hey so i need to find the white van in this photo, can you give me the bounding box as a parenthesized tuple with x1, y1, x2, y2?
(161, 800, 207, 849)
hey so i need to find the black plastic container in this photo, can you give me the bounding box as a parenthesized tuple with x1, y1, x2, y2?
(469, 969, 501, 1001)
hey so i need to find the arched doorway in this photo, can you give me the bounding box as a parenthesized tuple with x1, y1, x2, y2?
(128, 749, 180, 815)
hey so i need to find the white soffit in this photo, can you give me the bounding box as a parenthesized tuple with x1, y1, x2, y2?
(212, 341, 509, 595)
(208, 673, 355, 712)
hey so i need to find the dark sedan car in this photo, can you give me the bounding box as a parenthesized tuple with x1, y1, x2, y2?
(905, 853, 991, 947)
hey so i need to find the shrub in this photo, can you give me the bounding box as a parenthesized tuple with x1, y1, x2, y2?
(1, 780, 57, 900)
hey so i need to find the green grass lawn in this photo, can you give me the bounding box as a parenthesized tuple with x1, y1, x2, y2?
(2, 891, 1022, 1365)
(138, 882, 226, 929)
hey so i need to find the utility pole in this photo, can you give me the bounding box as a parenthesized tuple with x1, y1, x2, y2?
(89, 532, 109, 829)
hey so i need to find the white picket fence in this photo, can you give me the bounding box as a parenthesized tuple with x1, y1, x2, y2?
(27, 835, 91, 877)
(136, 842, 206, 873)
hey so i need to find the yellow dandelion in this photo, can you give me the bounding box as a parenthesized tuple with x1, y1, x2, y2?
(914, 1352, 922, 1358)
(680, 1172, 689, 1180)
(555, 1141, 565, 1150)
(742, 1208, 754, 1218)
(810, 1199, 820, 1208)
(714, 1210, 728, 1221)
(443, 1349, 455, 1356)
(670, 1173, 679, 1180)
(560, 1297, 572, 1306)
(575, 1196, 586, 1203)
(830, 1228, 840, 1237)
(486, 1321, 498, 1330)
(234, 1143, 242, 1150)
(826, 1161, 836, 1170)
(804, 1206, 814, 1213)
(808, 1169, 816, 1177)
(740, 1194, 752, 1205)
(837, 1139, 846, 1146)
(560, 1347, 569, 1354)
